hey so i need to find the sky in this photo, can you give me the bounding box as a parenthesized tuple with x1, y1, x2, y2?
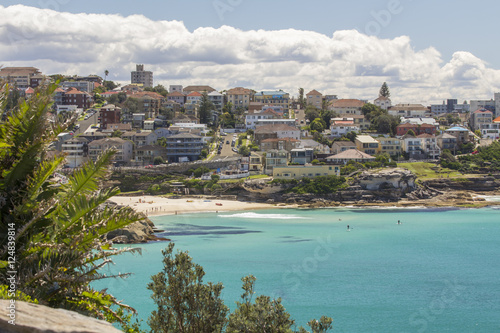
(1, 0, 500, 104)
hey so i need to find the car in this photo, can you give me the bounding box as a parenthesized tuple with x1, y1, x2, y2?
(226, 140, 230, 144)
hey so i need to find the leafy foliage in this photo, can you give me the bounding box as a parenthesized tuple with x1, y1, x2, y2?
(148, 243, 229, 333)
(0, 83, 143, 323)
(289, 176, 347, 194)
(148, 243, 334, 333)
(379, 82, 390, 97)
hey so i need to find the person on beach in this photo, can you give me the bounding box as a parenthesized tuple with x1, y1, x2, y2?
(347, 225, 350, 230)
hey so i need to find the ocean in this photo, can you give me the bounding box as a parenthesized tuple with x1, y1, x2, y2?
(94, 206, 500, 332)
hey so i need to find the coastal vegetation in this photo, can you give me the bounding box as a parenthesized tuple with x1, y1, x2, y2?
(0, 83, 144, 327)
(148, 243, 333, 333)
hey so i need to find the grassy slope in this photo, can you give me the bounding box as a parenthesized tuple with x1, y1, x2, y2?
(397, 162, 470, 180)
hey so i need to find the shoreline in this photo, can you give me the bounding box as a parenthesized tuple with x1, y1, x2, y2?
(109, 195, 294, 217)
(109, 192, 500, 218)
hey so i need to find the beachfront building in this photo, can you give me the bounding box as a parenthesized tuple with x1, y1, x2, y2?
(331, 141, 357, 155)
(445, 126, 473, 145)
(61, 137, 89, 168)
(479, 123, 500, 140)
(376, 137, 402, 157)
(273, 164, 340, 179)
(165, 133, 205, 163)
(290, 148, 314, 165)
(325, 149, 375, 165)
(436, 133, 458, 153)
(134, 145, 167, 165)
(264, 150, 288, 174)
(355, 135, 381, 155)
(88, 138, 133, 165)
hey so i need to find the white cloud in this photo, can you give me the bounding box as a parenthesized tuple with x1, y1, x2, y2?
(1, 4, 500, 104)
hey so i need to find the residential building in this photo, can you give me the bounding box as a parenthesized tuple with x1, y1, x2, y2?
(254, 124, 301, 145)
(306, 90, 323, 108)
(396, 123, 437, 136)
(495, 92, 500, 118)
(88, 138, 133, 165)
(121, 84, 143, 93)
(122, 131, 158, 147)
(330, 118, 360, 137)
(470, 99, 495, 114)
(329, 99, 365, 115)
(249, 152, 264, 173)
(254, 90, 290, 109)
(61, 137, 89, 168)
(273, 165, 340, 179)
(355, 135, 381, 155)
(208, 91, 224, 112)
(169, 85, 183, 93)
(331, 141, 357, 155)
(131, 64, 153, 88)
(418, 134, 440, 159)
(186, 91, 202, 104)
(183, 86, 216, 94)
(436, 133, 458, 152)
(0, 67, 43, 89)
(256, 119, 297, 128)
(130, 91, 166, 119)
(99, 104, 121, 130)
(264, 150, 288, 174)
(374, 96, 391, 110)
(376, 137, 402, 156)
(388, 104, 429, 117)
(165, 133, 205, 163)
(445, 126, 473, 145)
(134, 145, 167, 165)
(325, 149, 375, 164)
(260, 138, 301, 152)
(61, 81, 94, 93)
(290, 148, 314, 165)
(469, 109, 493, 131)
(62, 87, 93, 109)
(226, 87, 254, 111)
(479, 123, 500, 140)
(401, 134, 424, 159)
(430, 103, 448, 115)
(339, 114, 370, 131)
(245, 109, 282, 129)
(167, 91, 186, 106)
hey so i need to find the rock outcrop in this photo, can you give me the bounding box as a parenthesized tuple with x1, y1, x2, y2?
(0, 300, 121, 333)
(106, 218, 157, 244)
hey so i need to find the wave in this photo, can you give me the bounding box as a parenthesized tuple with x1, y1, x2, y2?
(219, 212, 310, 220)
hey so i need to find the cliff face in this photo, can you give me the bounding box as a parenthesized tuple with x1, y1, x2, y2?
(422, 177, 500, 192)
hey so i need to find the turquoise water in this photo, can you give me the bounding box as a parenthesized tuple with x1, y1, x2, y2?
(94, 207, 500, 332)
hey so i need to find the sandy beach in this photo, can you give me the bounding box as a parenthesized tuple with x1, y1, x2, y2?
(109, 195, 282, 216)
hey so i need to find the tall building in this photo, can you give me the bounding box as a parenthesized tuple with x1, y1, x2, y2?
(131, 64, 153, 88)
(0, 67, 44, 89)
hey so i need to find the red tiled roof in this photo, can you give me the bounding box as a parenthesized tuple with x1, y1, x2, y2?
(187, 91, 202, 97)
(306, 89, 322, 96)
(168, 91, 185, 97)
(331, 99, 365, 108)
(227, 87, 252, 95)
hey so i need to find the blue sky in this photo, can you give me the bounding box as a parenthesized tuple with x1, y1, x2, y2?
(1, 1, 500, 103)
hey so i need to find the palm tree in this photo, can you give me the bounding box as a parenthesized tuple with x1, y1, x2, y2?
(0, 82, 143, 322)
